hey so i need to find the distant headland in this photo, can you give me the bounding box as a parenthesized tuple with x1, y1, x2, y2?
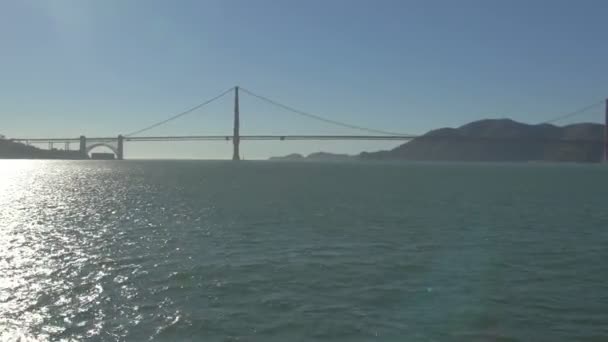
(0, 138, 83, 159)
(270, 119, 606, 163)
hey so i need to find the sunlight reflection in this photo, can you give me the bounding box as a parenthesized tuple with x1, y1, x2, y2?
(0, 160, 84, 341)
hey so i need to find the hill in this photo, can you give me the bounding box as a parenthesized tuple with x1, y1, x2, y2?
(359, 119, 605, 162)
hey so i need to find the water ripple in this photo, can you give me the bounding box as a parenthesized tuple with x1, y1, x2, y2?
(1, 160, 607, 341)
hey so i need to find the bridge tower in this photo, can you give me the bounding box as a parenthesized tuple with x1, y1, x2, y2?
(79, 135, 87, 159)
(233, 86, 240, 161)
(117, 135, 124, 160)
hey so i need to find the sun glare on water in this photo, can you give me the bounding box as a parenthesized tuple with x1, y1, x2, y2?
(0, 161, 65, 342)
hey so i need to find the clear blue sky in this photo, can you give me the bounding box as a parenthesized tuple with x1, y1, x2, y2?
(1, 0, 607, 159)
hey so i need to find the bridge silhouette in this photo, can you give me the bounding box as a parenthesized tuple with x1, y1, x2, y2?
(10, 86, 608, 161)
(11, 86, 419, 160)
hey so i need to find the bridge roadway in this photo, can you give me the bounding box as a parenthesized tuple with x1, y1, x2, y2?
(12, 135, 417, 143)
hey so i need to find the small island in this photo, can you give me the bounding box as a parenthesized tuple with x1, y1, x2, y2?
(269, 152, 353, 161)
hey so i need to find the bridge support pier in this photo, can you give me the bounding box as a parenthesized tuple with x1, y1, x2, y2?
(233, 86, 240, 161)
(79, 135, 87, 159)
(117, 135, 124, 160)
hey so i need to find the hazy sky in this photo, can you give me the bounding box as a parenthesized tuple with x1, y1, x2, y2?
(1, 0, 607, 159)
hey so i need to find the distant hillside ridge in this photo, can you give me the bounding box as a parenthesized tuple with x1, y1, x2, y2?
(269, 152, 353, 161)
(0, 139, 84, 159)
(359, 119, 605, 162)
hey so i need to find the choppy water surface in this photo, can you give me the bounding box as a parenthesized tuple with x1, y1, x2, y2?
(1, 160, 607, 341)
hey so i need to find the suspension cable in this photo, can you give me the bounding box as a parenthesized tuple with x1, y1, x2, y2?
(125, 87, 234, 137)
(540, 100, 604, 124)
(240, 87, 410, 136)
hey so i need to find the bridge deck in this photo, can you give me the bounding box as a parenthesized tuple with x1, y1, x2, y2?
(11, 135, 417, 143)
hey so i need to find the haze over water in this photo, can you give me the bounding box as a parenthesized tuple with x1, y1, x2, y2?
(1, 160, 607, 341)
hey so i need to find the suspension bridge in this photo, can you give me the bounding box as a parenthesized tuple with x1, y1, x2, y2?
(9, 86, 608, 161)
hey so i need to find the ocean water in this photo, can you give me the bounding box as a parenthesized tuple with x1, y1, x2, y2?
(1, 160, 607, 341)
